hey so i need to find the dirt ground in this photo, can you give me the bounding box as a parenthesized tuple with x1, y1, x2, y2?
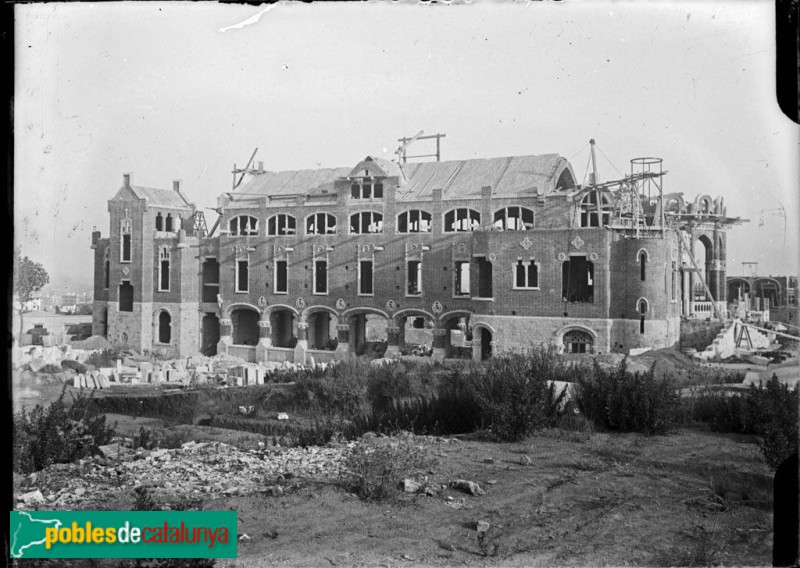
(208, 427, 772, 567)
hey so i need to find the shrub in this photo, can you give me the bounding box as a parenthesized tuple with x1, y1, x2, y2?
(38, 364, 62, 374)
(345, 436, 429, 501)
(692, 375, 797, 469)
(14, 387, 116, 474)
(469, 349, 574, 441)
(576, 358, 681, 435)
(60, 359, 87, 374)
(133, 485, 158, 511)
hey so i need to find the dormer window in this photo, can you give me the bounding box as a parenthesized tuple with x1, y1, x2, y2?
(350, 178, 384, 200)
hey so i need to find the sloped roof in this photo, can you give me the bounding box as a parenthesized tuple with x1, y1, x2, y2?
(128, 185, 191, 209)
(233, 153, 573, 201)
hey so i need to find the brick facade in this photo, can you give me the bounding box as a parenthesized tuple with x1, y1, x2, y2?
(91, 151, 739, 360)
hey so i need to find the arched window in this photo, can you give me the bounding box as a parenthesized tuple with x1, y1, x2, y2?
(158, 310, 172, 343)
(564, 329, 593, 354)
(306, 213, 337, 235)
(267, 214, 297, 236)
(639, 250, 648, 281)
(639, 299, 648, 334)
(493, 206, 534, 230)
(229, 215, 258, 236)
(155, 213, 163, 231)
(165, 214, 174, 232)
(580, 191, 610, 227)
(397, 210, 432, 233)
(444, 208, 481, 232)
(349, 212, 383, 234)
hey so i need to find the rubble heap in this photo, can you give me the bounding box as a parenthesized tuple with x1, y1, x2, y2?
(17, 441, 353, 510)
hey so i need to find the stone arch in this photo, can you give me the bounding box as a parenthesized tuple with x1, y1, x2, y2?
(637, 297, 649, 314)
(268, 306, 298, 348)
(342, 307, 390, 357)
(727, 278, 751, 302)
(393, 307, 436, 324)
(231, 305, 260, 346)
(154, 308, 174, 344)
(556, 325, 597, 354)
(223, 302, 261, 319)
(695, 194, 714, 214)
(471, 322, 496, 335)
(341, 306, 390, 320)
(300, 305, 339, 324)
(636, 248, 649, 262)
(302, 305, 339, 350)
(752, 277, 782, 309)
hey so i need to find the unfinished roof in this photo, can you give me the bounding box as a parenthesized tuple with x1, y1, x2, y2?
(232, 153, 575, 201)
(127, 185, 192, 209)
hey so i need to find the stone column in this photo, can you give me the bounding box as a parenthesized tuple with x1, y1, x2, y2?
(294, 322, 308, 364)
(472, 331, 482, 361)
(217, 318, 232, 355)
(432, 328, 447, 361)
(385, 325, 401, 358)
(256, 320, 271, 362)
(334, 324, 350, 359)
(682, 269, 691, 317)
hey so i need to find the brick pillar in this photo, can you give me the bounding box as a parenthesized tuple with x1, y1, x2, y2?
(294, 322, 308, 364)
(385, 325, 401, 357)
(218, 318, 232, 354)
(432, 328, 447, 361)
(335, 324, 350, 359)
(256, 320, 271, 362)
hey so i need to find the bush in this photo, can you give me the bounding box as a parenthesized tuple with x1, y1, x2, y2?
(345, 436, 429, 501)
(469, 349, 574, 441)
(576, 358, 681, 435)
(39, 364, 62, 374)
(14, 387, 116, 474)
(60, 359, 87, 374)
(692, 375, 797, 469)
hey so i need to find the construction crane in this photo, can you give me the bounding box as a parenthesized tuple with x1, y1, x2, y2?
(394, 131, 424, 162)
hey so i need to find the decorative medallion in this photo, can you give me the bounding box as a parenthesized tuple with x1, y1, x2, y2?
(432, 301, 443, 314)
(488, 253, 497, 262)
(589, 252, 599, 261)
(295, 297, 306, 309)
(120, 332, 128, 342)
(557, 252, 567, 261)
(257, 296, 267, 308)
(122, 266, 130, 276)
(386, 299, 397, 312)
(336, 298, 346, 310)
(457, 243, 468, 254)
(571, 236, 585, 250)
(520, 236, 533, 250)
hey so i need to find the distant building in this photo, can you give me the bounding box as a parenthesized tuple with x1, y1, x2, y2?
(90, 143, 744, 361)
(727, 275, 799, 326)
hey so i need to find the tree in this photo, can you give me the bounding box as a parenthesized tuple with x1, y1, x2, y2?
(13, 250, 49, 345)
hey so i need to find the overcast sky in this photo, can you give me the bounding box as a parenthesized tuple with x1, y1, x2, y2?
(14, 1, 799, 292)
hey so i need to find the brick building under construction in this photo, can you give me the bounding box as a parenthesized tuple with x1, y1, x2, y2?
(90, 138, 744, 363)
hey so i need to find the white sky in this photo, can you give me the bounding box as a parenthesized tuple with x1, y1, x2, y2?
(14, 1, 800, 292)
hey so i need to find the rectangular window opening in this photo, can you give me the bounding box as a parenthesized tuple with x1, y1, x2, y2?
(455, 261, 470, 296)
(477, 258, 493, 298)
(121, 234, 131, 262)
(360, 260, 374, 295)
(275, 260, 288, 294)
(236, 260, 249, 293)
(314, 260, 328, 295)
(562, 256, 594, 303)
(159, 260, 170, 291)
(407, 260, 422, 296)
